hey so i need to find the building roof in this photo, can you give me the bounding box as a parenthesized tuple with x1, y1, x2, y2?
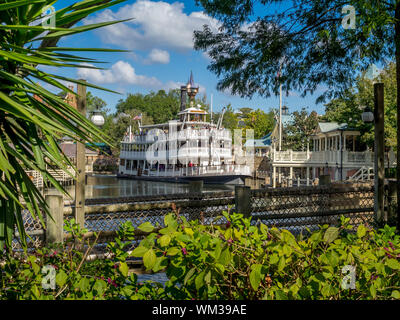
(178, 106, 208, 115)
(244, 133, 272, 148)
(318, 122, 352, 133)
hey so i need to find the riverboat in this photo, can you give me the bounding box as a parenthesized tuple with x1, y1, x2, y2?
(117, 73, 252, 184)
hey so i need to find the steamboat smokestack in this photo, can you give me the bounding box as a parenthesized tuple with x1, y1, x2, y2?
(180, 85, 187, 112)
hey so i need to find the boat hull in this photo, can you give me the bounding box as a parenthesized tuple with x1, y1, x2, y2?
(116, 173, 250, 185)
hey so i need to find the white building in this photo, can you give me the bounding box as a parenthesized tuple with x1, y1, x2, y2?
(270, 122, 396, 187)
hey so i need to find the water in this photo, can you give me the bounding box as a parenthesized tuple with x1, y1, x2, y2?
(44, 174, 236, 199)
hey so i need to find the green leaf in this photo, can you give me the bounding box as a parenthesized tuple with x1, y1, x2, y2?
(219, 247, 231, 266)
(158, 235, 171, 247)
(195, 271, 205, 290)
(79, 277, 90, 292)
(370, 285, 377, 299)
(269, 254, 279, 264)
(143, 249, 157, 270)
(357, 224, 367, 238)
(138, 222, 154, 233)
(166, 247, 180, 256)
(213, 243, 222, 260)
(324, 227, 339, 243)
(387, 259, 400, 270)
(278, 256, 286, 272)
(391, 290, 400, 299)
(275, 290, 288, 300)
(130, 246, 148, 257)
(93, 279, 107, 295)
(249, 264, 262, 291)
(184, 267, 196, 285)
(56, 270, 68, 288)
(119, 262, 129, 277)
(153, 257, 168, 273)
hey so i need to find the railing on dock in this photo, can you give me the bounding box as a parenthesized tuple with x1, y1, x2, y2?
(12, 182, 388, 254)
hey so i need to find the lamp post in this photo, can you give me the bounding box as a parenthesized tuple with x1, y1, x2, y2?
(362, 83, 385, 224)
(75, 81, 105, 228)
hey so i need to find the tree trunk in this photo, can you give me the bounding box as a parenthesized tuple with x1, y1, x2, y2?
(395, 4, 400, 230)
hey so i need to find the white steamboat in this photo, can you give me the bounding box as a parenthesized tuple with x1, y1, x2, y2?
(118, 73, 251, 184)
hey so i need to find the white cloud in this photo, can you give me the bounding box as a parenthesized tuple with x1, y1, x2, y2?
(77, 61, 162, 88)
(77, 61, 207, 96)
(83, 0, 220, 53)
(144, 49, 170, 64)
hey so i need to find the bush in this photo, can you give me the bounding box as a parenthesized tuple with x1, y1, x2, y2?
(1, 213, 400, 300)
(131, 212, 400, 300)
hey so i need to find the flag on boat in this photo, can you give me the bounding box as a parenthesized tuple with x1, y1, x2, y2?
(133, 114, 142, 120)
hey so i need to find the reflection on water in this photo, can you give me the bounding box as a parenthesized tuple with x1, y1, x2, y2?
(44, 174, 236, 199)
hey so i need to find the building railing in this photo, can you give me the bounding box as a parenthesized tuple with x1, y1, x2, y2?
(272, 149, 396, 167)
(123, 129, 232, 144)
(119, 164, 252, 178)
(120, 148, 233, 161)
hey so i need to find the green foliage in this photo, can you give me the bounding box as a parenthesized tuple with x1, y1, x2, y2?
(285, 108, 319, 151)
(0, 0, 127, 250)
(194, 0, 396, 103)
(243, 109, 275, 139)
(102, 108, 153, 155)
(2, 214, 400, 300)
(0, 218, 162, 300)
(323, 62, 398, 150)
(115, 89, 209, 125)
(86, 91, 109, 116)
(128, 213, 400, 300)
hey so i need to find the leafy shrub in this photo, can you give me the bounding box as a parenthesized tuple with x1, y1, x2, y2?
(1, 213, 400, 300)
(0, 219, 160, 300)
(131, 212, 400, 300)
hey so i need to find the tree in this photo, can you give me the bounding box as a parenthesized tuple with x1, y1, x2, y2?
(212, 104, 238, 132)
(323, 62, 398, 150)
(243, 109, 275, 139)
(285, 108, 319, 150)
(194, 0, 400, 228)
(0, 0, 127, 250)
(103, 110, 154, 155)
(86, 91, 109, 117)
(116, 89, 211, 125)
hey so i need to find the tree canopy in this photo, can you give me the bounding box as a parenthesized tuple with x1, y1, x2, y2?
(194, 0, 397, 103)
(115, 89, 209, 125)
(322, 62, 397, 150)
(285, 108, 319, 151)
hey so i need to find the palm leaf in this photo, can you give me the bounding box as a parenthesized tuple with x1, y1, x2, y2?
(0, 0, 129, 251)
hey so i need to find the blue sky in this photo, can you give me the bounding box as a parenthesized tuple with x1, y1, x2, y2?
(51, 0, 327, 116)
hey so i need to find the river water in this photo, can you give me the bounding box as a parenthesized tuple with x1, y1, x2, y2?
(44, 174, 237, 199)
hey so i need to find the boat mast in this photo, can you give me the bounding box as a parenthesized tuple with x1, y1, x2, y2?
(279, 66, 282, 152)
(210, 93, 213, 124)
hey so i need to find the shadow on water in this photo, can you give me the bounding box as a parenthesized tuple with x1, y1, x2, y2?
(44, 174, 237, 199)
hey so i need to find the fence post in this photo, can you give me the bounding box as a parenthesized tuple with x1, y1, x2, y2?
(235, 185, 251, 218)
(189, 180, 203, 194)
(75, 80, 87, 228)
(45, 195, 64, 245)
(319, 174, 331, 186)
(388, 180, 397, 223)
(374, 83, 385, 224)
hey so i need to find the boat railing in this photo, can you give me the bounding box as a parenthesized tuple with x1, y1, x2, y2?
(119, 164, 251, 177)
